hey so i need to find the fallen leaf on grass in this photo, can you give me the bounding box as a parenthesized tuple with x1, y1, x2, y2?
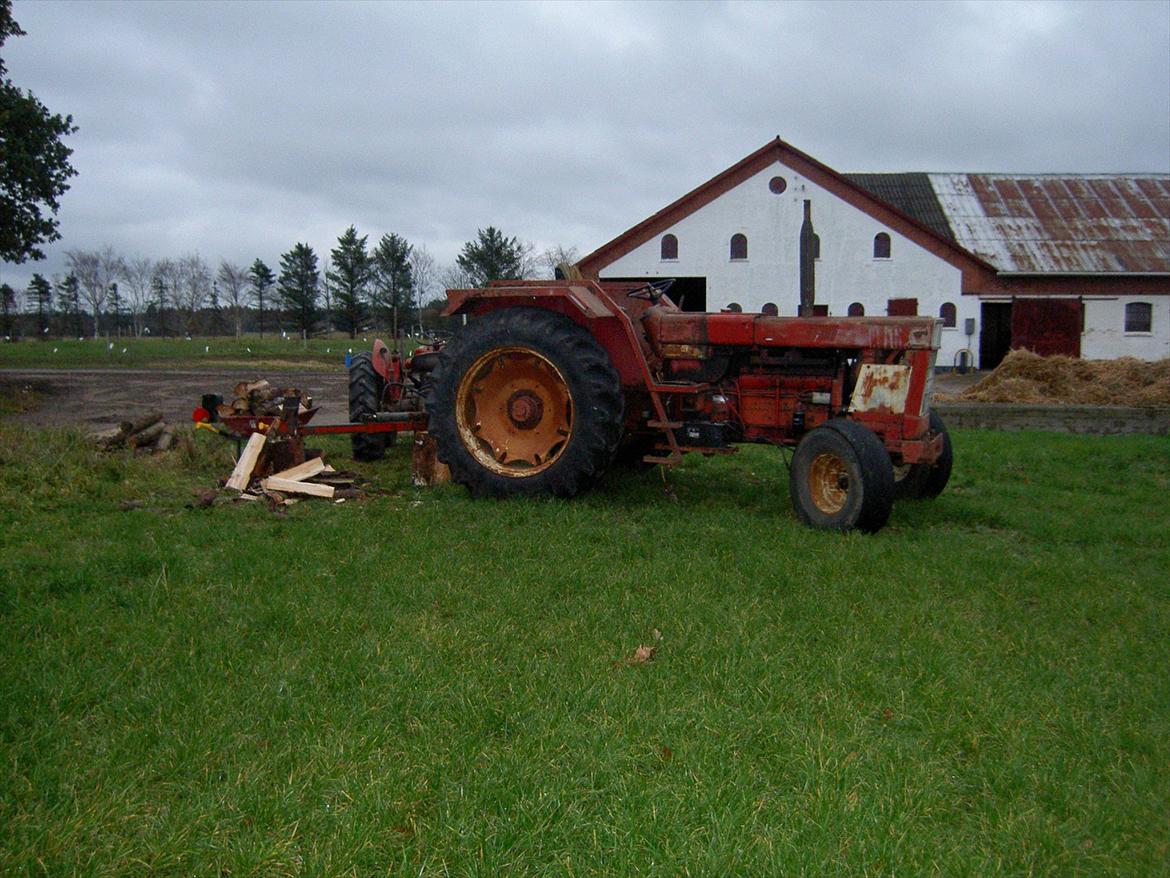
(651, 628, 662, 641)
(627, 645, 656, 664)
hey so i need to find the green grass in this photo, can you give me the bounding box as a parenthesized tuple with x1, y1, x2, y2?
(0, 423, 1167, 876)
(0, 335, 390, 370)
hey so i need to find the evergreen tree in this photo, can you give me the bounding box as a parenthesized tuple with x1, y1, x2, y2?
(108, 281, 122, 337)
(328, 226, 372, 338)
(277, 243, 319, 336)
(150, 272, 168, 336)
(456, 226, 529, 287)
(0, 0, 78, 263)
(1, 282, 15, 339)
(56, 273, 81, 337)
(249, 258, 275, 338)
(27, 273, 52, 337)
(372, 232, 414, 334)
(208, 281, 225, 335)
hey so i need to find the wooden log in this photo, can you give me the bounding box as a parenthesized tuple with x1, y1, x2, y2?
(226, 431, 267, 490)
(91, 426, 125, 447)
(260, 477, 335, 498)
(216, 403, 235, 419)
(129, 420, 167, 448)
(154, 425, 176, 452)
(268, 457, 327, 483)
(119, 411, 163, 436)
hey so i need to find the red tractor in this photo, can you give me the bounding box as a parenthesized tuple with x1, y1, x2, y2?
(383, 274, 952, 533)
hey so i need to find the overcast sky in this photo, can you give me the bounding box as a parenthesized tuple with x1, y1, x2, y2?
(3, 0, 1168, 293)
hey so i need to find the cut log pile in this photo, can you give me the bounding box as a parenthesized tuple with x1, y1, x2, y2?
(218, 379, 312, 418)
(91, 412, 177, 454)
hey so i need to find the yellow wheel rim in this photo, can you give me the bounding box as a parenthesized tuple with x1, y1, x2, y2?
(455, 347, 573, 477)
(808, 452, 849, 514)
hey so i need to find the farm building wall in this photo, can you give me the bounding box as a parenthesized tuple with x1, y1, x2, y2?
(1082, 295, 1170, 360)
(597, 161, 976, 368)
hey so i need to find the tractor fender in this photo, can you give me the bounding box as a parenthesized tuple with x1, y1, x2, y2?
(371, 338, 392, 382)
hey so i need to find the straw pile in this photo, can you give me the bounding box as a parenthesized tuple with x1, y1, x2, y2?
(950, 350, 1170, 406)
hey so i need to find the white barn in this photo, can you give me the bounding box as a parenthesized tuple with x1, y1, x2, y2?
(577, 139, 1170, 369)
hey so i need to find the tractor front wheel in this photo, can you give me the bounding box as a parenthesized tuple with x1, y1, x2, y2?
(427, 308, 623, 498)
(349, 350, 394, 461)
(789, 420, 895, 533)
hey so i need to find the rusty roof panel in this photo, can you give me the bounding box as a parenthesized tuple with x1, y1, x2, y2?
(927, 173, 1170, 273)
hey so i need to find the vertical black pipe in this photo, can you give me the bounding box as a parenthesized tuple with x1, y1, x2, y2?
(799, 199, 815, 317)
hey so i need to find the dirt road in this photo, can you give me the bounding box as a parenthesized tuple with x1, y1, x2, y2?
(0, 368, 349, 430)
(1, 366, 984, 432)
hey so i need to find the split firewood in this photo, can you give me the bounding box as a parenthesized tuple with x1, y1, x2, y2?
(268, 457, 328, 482)
(260, 477, 335, 498)
(91, 426, 125, 447)
(225, 431, 267, 491)
(129, 420, 167, 448)
(216, 403, 235, 419)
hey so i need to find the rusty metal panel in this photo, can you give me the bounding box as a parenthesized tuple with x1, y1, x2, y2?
(849, 364, 911, 414)
(928, 173, 1170, 273)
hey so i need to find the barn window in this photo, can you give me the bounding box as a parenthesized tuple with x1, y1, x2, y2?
(761, 302, 778, 316)
(660, 234, 678, 260)
(848, 302, 865, 316)
(730, 234, 748, 260)
(813, 234, 821, 260)
(769, 176, 787, 194)
(940, 302, 957, 327)
(1125, 302, 1152, 333)
(873, 232, 891, 259)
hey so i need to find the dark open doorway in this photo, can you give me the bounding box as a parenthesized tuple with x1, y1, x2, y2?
(979, 302, 1013, 370)
(608, 276, 707, 312)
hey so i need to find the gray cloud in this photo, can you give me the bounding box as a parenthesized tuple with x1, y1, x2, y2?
(2, 0, 1167, 293)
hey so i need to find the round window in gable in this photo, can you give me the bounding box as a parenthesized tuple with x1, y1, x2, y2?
(768, 176, 787, 194)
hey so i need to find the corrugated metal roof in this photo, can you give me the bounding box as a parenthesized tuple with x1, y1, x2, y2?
(927, 173, 1170, 273)
(844, 173, 956, 241)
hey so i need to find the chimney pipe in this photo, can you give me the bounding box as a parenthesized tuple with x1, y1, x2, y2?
(799, 199, 815, 317)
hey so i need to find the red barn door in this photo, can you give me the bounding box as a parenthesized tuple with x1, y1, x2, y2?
(1012, 298, 1082, 357)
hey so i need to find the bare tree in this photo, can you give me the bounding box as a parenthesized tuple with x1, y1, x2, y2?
(175, 252, 211, 336)
(216, 260, 251, 339)
(152, 258, 180, 336)
(65, 249, 102, 335)
(409, 245, 438, 331)
(539, 244, 580, 279)
(121, 255, 154, 337)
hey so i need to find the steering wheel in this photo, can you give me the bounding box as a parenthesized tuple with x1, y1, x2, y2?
(627, 277, 676, 302)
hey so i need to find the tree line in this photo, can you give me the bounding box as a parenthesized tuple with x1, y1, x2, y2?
(1, 227, 578, 342)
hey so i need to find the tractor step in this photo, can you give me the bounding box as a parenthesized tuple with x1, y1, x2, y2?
(646, 419, 683, 430)
(642, 453, 684, 466)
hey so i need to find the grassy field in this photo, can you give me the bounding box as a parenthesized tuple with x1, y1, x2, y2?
(0, 418, 1166, 876)
(0, 335, 404, 370)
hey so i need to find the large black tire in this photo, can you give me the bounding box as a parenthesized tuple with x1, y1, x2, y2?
(427, 308, 623, 498)
(893, 410, 953, 500)
(348, 351, 393, 462)
(789, 419, 895, 533)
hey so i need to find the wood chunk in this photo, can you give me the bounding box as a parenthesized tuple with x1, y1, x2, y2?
(119, 411, 163, 436)
(226, 431, 267, 490)
(154, 425, 176, 452)
(269, 457, 327, 483)
(216, 403, 235, 419)
(129, 420, 167, 448)
(260, 477, 335, 498)
(91, 426, 125, 447)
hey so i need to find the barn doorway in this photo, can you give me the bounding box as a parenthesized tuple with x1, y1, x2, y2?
(979, 302, 1013, 370)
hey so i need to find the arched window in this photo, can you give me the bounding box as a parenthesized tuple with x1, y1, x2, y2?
(940, 302, 957, 327)
(848, 302, 865, 317)
(761, 302, 778, 316)
(813, 234, 821, 260)
(660, 234, 678, 260)
(873, 232, 891, 259)
(1125, 302, 1152, 333)
(729, 233, 748, 260)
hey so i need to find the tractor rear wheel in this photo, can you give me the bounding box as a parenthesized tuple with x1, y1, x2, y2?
(893, 410, 953, 499)
(789, 420, 895, 533)
(427, 308, 623, 498)
(349, 350, 393, 461)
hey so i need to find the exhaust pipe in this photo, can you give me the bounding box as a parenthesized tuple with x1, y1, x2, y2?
(799, 199, 815, 317)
